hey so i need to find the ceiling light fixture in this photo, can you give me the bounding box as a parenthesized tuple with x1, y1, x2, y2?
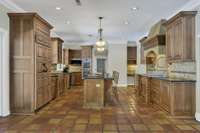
(66, 21, 71, 24)
(124, 21, 129, 25)
(131, 7, 138, 11)
(56, 7, 61, 10)
(96, 17, 107, 51)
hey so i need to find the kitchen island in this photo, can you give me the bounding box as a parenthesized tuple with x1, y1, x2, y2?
(83, 74, 113, 109)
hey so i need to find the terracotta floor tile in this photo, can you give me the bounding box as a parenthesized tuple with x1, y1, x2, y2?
(132, 124, 149, 131)
(0, 87, 199, 133)
(192, 125, 200, 131)
(147, 124, 164, 131)
(103, 124, 118, 131)
(176, 125, 196, 131)
(72, 124, 87, 131)
(118, 124, 133, 131)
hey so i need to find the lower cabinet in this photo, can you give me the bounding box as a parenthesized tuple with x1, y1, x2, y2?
(71, 72, 82, 86)
(137, 75, 195, 117)
(51, 73, 70, 99)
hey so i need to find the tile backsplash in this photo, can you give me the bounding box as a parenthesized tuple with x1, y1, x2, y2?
(168, 62, 196, 80)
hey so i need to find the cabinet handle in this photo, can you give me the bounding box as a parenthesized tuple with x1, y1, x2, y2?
(42, 63, 48, 72)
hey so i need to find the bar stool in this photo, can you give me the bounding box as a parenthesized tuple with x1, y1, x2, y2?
(112, 71, 119, 102)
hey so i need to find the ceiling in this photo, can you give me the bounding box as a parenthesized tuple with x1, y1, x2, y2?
(10, 0, 191, 45)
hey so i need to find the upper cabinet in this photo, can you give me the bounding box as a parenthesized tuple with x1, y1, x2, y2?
(51, 37, 64, 64)
(63, 48, 69, 65)
(127, 46, 137, 64)
(165, 11, 197, 63)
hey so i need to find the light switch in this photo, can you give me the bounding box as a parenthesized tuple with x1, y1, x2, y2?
(96, 84, 100, 87)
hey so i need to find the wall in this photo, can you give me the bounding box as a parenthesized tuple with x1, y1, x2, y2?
(135, 42, 146, 74)
(195, 10, 200, 121)
(0, 3, 10, 116)
(107, 43, 127, 86)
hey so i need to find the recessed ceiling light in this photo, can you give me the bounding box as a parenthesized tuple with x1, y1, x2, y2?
(124, 21, 129, 25)
(66, 21, 71, 24)
(56, 7, 61, 10)
(131, 7, 139, 11)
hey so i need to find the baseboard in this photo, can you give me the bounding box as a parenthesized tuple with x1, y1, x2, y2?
(1, 110, 10, 117)
(195, 112, 200, 122)
(117, 84, 128, 87)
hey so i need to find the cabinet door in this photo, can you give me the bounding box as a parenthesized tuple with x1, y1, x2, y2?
(160, 81, 170, 112)
(173, 18, 183, 60)
(166, 26, 174, 61)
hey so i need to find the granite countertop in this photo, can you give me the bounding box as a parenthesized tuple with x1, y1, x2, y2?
(139, 74, 196, 82)
(84, 73, 113, 80)
(51, 71, 71, 75)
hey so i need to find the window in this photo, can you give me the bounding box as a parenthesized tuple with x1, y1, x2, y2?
(96, 59, 106, 74)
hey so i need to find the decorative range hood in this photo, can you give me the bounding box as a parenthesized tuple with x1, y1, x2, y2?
(141, 19, 167, 50)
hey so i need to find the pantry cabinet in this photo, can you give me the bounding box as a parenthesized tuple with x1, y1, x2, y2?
(51, 37, 64, 64)
(165, 11, 197, 62)
(8, 13, 53, 114)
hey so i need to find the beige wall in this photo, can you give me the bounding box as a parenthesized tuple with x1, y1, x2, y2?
(195, 10, 200, 121)
(0, 4, 10, 116)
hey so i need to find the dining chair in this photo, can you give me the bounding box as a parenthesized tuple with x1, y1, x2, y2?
(112, 71, 119, 101)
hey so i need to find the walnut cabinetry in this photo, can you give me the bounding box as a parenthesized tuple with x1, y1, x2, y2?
(63, 49, 69, 65)
(8, 13, 53, 114)
(82, 46, 93, 78)
(51, 37, 64, 64)
(138, 76, 150, 104)
(137, 75, 195, 117)
(71, 72, 82, 86)
(165, 11, 197, 62)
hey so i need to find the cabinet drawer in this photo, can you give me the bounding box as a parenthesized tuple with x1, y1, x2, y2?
(37, 59, 51, 74)
(37, 44, 51, 59)
(35, 32, 50, 47)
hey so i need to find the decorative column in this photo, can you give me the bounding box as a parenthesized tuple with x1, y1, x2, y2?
(0, 28, 9, 116)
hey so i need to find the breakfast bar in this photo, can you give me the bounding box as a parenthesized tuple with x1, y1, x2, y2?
(83, 74, 113, 109)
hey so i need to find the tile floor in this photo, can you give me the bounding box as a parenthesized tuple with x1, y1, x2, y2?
(0, 86, 200, 133)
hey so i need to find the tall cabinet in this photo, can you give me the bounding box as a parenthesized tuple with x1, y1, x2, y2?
(8, 13, 53, 114)
(51, 37, 63, 64)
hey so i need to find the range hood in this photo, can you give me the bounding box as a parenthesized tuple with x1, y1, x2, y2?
(142, 19, 167, 50)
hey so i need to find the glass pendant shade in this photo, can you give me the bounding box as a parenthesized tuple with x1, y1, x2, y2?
(96, 40, 106, 47)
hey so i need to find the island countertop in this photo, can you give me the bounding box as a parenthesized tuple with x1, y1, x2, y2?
(83, 73, 113, 80)
(138, 74, 196, 82)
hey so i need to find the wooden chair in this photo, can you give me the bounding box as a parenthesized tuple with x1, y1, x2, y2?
(112, 71, 119, 101)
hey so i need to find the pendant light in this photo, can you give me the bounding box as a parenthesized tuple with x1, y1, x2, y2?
(96, 17, 106, 51)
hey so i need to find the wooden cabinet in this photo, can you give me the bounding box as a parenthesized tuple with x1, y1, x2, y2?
(136, 75, 195, 117)
(69, 49, 81, 62)
(63, 49, 69, 65)
(138, 76, 150, 104)
(70, 72, 82, 86)
(165, 11, 197, 62)
(51, 37, 64, 64)
(51, 75, 58, 100)
(160, 81, 170, 112)
(63, 74, 70, 90)
(150, 79, 161, 105)
(81, 46, 93, 78)
(8, 13, 53, 114)
(127, 47, 137, 64)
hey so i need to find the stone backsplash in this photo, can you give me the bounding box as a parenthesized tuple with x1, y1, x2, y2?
(168, 62, 196, 80)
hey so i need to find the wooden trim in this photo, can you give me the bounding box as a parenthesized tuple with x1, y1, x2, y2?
(8, 12, 53, 29)
(164, 11, 197, 26)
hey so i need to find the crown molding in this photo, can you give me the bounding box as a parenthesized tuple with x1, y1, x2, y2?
(167, 0, 200, 19)
(0, 0, 24, 12)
